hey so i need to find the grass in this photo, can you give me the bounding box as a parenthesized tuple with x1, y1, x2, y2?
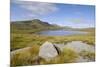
(11, 46, 79, 66)
(10, 33, 55, 51)
(11, 31, 95, 51)
(44, 47, 78, 64)
(79, 51, 95, 61)
(10, 27, 95, 66)
(11, 44, 40, 66)
(61, 47, 78, 63)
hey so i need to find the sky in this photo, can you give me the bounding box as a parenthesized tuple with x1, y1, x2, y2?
(10, 0, 95, 28)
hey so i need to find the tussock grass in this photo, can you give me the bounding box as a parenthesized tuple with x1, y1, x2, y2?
(79, 51, 95, 61)
(38, 47, 78, 64)
(11, 44, 40, 66)
(61, 47, 78, 63)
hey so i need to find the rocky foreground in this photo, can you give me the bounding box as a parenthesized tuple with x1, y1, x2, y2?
(11, 41, 95, 66)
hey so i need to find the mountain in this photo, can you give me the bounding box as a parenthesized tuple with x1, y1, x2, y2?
(11, 19, 61, 33)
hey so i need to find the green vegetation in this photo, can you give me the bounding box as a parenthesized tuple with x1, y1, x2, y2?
(11, 30, 95, 51)
(10, 19, 95, 66)
(11, 19, 62, 34)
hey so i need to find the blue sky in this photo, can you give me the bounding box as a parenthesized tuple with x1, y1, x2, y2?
(11, 0, 95, 28)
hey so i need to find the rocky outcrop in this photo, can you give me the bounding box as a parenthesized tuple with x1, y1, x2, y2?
(65, 41, 95, 53)
(39, 41, 59, 61)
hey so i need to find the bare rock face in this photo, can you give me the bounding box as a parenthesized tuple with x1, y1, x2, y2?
(39, 41, 58, 61)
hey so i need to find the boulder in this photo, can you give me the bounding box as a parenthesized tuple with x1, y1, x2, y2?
(39, 41, 58, 61)
(65, 41, 95, 53)
(54, 43, 65, 51)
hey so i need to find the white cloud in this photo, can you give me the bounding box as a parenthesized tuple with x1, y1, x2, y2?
(11, 0, 58, 17)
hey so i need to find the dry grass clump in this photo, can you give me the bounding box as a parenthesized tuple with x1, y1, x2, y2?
(61, 47, 78, 63)
(11, 44, 40, 66)
(38, 47, 78, 64)
(79, 51, 95, 61)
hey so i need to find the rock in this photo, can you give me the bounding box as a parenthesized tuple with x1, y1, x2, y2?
(54, 43, 65, 51)
(65, 41, 95, 53)
(39, 41, 58, 61)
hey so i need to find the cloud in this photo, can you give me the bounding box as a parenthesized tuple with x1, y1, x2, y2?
(11, 0, 58, 17)
(67, 17, 94, 28)
(69, 18, 84, 23)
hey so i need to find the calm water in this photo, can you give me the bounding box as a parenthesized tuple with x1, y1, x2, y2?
(37, 30, 88, 36)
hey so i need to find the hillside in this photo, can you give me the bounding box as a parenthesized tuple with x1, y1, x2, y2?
(11, 19, 61, 34)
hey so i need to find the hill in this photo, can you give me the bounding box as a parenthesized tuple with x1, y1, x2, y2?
(11, 19, 61, 34)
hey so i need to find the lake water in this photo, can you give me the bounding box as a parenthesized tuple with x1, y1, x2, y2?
(37, 30, 88, 36)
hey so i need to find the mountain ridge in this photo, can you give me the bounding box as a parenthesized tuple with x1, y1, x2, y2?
(10, 19, 62, 33)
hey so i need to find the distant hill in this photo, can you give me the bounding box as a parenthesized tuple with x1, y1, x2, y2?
(62, 26, 95, 32)
(10, 19, 95, 34)
(77, 28, 95, 32)
(11, 19, 62, 33)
